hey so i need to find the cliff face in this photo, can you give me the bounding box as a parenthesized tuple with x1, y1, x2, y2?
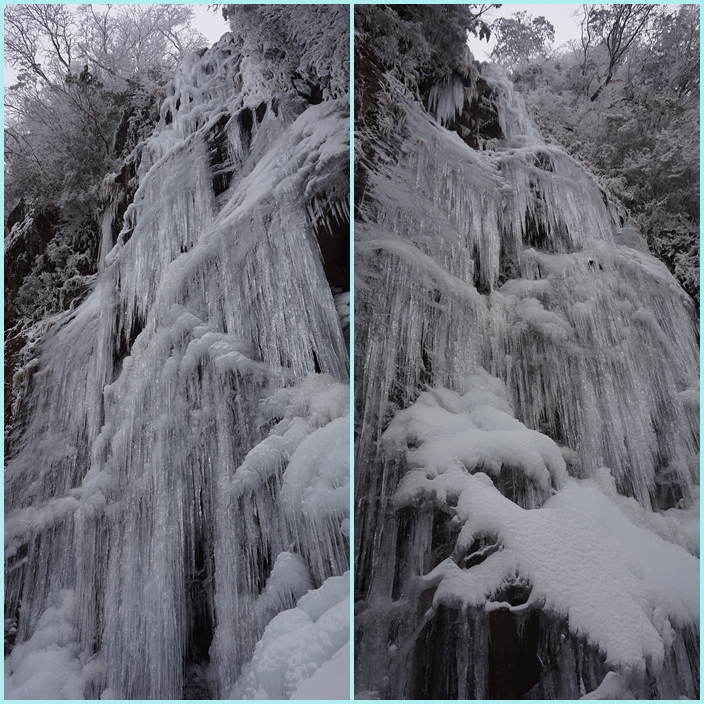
(5, 16, 350, 700)
(354, 7, 698, 700)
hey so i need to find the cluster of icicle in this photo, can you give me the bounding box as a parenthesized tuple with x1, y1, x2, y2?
(6, 32, 349, 700)
(354, 59, 699, 699)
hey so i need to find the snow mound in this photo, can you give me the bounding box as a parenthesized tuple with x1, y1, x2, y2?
(580, 671, 634, 700)
(386, 378, 698, 681)
(388, 378, 567, 507)
(4, 591, 85, 700)
(231, 572, 350, 700)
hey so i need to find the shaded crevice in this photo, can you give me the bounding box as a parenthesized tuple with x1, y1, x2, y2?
(391, 507, 415, 600)
(409, 602, 611, 700)
(419, 344, 434, 388)
(206, 113, 235, 197)
(187, 541, 213, 664)
(471, 244, 490, 294)
(422, 74, 504, 150)
(488, 606, 541, 699)
(238, 107, 254, 148)
(312, 200, 350, 290)
(110, 160, 139, 244)
(461, 536, 501, 569)
(525, 613, 610, 699)
(410, 605, 461, 699)
(312, 348, 322, 374)
(523, 207, 551, 250)
(652, 462, 687, 510)
(537, 404, 567, 448)
(430, 507, 457, 569)
(112, 315, 145, 377)
(534, 152, 554, 172)
(293, 73, 324, 104)
(497, 244, 519, 287)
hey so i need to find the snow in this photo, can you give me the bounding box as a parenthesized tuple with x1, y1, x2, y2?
(290, 640, 349, 700)
(283, 415, 349, 518)
(4, 592, 85, 700)
(412, 471, 698, 675)
(387, 383, 567, 500)
(389, 381, 699, 680)
(230, 573, 350, 700)
(580, 671, 634, 700)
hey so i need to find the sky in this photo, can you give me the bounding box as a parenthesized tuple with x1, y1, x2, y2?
(191, 4, 230, 46)
(468, 4, 584, 61)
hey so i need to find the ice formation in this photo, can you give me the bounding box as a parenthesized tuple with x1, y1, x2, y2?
(354, 28, 699, 701)
(6, 28, 350, 700)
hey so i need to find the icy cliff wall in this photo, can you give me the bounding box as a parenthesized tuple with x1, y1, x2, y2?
(354, 7, 698, 700)
(5, 18, 350, 701)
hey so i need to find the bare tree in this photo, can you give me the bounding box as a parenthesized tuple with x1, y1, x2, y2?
(586, 4, 658, 101)
(5, 4, 76, 85)
(75, 4, 205, 88)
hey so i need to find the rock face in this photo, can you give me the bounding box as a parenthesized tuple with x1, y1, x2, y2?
(5, 21, 350, 700)
(4, 203, 93, 448)
(354, 7, 698, 700)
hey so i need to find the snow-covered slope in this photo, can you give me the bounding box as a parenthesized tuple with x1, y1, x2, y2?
(354, 9, 698, 700)
(5, 21, 350, 700)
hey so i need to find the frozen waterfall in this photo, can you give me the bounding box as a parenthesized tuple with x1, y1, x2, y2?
(354, 43, 699, 701)
(5, 31, 350, 700)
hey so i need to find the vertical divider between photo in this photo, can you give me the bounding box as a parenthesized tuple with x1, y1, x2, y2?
(348, 3, 356, 700)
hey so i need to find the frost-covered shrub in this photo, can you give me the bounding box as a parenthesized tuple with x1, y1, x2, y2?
(223, 4, 349, 101)
(356, 5, 490, 90)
